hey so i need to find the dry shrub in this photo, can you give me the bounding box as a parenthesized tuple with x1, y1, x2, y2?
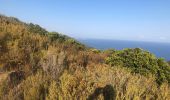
(56, 65, 170, 100)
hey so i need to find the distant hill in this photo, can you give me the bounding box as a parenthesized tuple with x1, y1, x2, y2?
(0, 15, 170, 100)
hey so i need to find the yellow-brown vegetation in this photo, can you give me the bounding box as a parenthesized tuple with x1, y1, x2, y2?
(0, 14, 170, 100)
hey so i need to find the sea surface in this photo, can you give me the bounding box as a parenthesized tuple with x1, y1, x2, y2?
(79, 39, 170, 61)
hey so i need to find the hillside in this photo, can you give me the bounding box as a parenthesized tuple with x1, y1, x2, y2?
(0, 15, 170, 100)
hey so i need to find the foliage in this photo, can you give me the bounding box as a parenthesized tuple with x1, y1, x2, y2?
(90, 48, 101, 54)
(46, 80, 59, 100)
(0, 15, 170, 100)
(28, 23, 47, 35)
(168, 61, 170, 65)
(105, 48, 170, 84)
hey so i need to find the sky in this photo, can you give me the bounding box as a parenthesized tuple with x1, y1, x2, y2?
(0, 0, 170, 43)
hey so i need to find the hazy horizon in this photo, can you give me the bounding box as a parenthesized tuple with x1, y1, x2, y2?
(0, 0, 170, 43)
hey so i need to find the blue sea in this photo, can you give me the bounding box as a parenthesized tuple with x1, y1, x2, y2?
(79, 39, 170, 61)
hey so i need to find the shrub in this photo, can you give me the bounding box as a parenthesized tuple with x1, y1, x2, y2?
(46, 81, 59, 100)
(22, 71, 49, 100)
(105, 48, 170, 84)
(28, 23, 47, 35)
(1, 15, 170, 100)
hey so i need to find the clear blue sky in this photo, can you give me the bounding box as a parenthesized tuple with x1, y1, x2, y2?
(0, 0, 170, 43)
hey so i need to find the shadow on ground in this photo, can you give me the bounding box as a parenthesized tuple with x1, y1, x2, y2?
(87, 84, 116, 100)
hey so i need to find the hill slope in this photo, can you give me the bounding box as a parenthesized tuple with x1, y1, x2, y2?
(0, 15, 170, 100)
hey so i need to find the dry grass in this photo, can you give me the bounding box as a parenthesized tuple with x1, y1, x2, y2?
(0, 72, 8, 83)
(0, 15, 170, 100)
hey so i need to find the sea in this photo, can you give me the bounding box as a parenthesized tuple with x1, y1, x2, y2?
(78, 39, 170, 61)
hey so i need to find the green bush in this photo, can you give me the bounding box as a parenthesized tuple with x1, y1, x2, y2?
(105, 48, 170, 84)
(28, 23, 47, 35)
